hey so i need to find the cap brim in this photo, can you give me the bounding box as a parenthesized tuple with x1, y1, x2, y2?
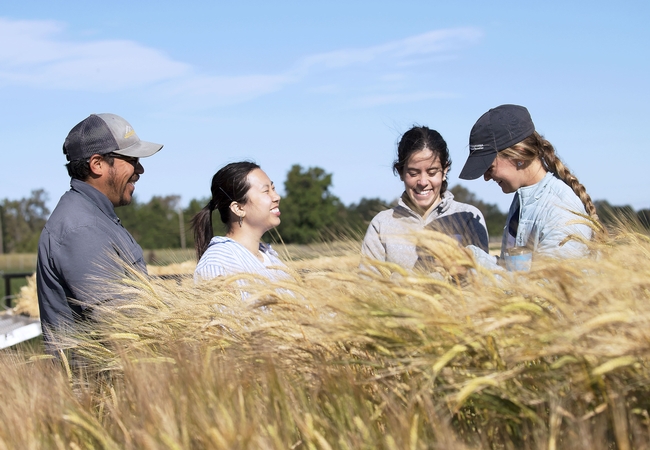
(458, 150, 497, 180)
(112, 140, 163, 158)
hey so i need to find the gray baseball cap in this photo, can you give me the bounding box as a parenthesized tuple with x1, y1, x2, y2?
(63, 113, 163, 162)
(459, 104, 535, 180)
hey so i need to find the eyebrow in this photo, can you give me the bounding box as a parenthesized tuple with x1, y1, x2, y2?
(406, 165, 442, 171)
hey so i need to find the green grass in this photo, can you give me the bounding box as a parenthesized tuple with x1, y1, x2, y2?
(142, 248, 195, 266)
(0, 253, 36, 272)
(0, 271, 32, 309)
(0, 336, 44, 354)
(0, 253, 36, 307)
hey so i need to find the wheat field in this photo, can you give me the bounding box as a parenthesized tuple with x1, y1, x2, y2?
(3, 223, 650, 449)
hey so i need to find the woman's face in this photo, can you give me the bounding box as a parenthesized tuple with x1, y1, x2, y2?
(241, 168, 281, 234)
(483, 155, 522, 194)
(400, 148, 447, 212)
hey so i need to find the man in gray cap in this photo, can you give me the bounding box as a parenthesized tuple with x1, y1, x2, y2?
(36, 113, 163, 354)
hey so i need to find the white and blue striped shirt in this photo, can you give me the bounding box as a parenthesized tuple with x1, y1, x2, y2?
(194, 236, 288, 282)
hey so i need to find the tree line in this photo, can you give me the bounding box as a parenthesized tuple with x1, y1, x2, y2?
(1, 165, 648, 254)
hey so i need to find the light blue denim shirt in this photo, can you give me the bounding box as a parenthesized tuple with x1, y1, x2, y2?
(469, 172, 592, 269)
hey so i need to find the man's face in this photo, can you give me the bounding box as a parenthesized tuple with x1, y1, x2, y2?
(106, 155, 144, 207)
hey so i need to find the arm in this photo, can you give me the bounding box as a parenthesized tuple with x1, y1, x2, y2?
(194, 258, 227, 281)
(464, 208, 490, 253)
(432, 207, 490, 253)
(54, 225, 144, 312)
(466, 245, 502, 271)
(535, 207, 592, 258)
(361, 219, 386, 262)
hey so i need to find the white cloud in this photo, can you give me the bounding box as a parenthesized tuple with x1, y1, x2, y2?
(0, 17, 481, 106)
(0, 18, 189, 90)
(157, 73, 294, 108)
(291, 28, 482, 75)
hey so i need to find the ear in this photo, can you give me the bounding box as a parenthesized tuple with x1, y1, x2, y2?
(88, 154, 106, 177)
(443, 168, 449, 180)
(229, 201, 245, 218)
(516, 160, 524, 168)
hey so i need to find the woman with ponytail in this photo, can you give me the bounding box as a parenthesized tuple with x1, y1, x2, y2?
(459, 104, 597, 269)
(191, 161, 287, 281)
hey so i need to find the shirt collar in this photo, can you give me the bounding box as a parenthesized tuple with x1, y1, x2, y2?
(70, 178, 120, 224)
(399, 190, 453, 218)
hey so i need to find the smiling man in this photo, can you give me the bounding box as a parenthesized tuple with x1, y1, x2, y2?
(36, 113, 163, 354)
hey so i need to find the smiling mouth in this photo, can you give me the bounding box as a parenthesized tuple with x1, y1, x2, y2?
(413, 189, 433, 197)
(271, 207, 280, 214)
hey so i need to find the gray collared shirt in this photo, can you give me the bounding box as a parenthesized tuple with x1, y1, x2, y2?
(36, 178, 146, 351)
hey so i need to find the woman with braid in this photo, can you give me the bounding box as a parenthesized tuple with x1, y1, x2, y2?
(458, 104, 597, 269)
(191, 161, 287, 281)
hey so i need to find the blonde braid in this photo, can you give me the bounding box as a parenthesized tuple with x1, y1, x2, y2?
(500, 132, 598, 219)
(534, 133, 598, 218)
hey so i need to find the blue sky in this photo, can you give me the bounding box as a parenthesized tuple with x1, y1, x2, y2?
(1, 1, 648, 214)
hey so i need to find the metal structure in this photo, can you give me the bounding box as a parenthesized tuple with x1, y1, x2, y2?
(2, 271, 33, 308)
(0, 271, 41, 349)
(0, 314, 41, 349)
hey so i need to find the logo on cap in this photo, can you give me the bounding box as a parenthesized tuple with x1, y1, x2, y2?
(124, 126, 135, 139)
(469, 144, 485, 152)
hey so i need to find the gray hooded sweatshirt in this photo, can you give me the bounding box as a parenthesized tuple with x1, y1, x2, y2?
(361, 191, 489, 271)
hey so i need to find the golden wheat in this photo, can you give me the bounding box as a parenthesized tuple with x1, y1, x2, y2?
(2, 225, 650, 448)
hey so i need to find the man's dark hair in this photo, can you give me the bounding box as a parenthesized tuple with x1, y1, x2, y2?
(66, 154, 115, 180)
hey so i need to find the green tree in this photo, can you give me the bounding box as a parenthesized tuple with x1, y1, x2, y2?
(0, 189, 50, 253)
(342, 197, 391, 237)
(119, 195, 185, 249)
(277, 165, 343, 244)
(638, 209, 650, 230)
(183, 197, 223, 250)
(450, 185, 506, 239)
(595, 200, 637, 228)
(118, 195, 217, 252)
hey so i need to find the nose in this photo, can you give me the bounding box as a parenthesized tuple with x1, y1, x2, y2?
(135, 162, 144, 175)
(483, 171, 491, 182)
(416, 174, 428, 185)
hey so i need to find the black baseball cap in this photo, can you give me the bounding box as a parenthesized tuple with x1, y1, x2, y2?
(458, 104, 535, 180)
(63, 113, 163, 162)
